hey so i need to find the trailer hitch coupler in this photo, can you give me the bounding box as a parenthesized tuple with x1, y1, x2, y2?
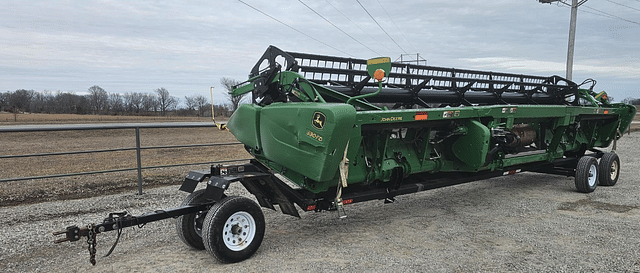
(53, 225, 84, 243)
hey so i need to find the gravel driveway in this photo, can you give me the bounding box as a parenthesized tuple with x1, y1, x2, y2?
(2, 134, 639, 272)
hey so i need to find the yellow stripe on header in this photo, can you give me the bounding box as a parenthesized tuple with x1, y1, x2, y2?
(367, 57, 391, 65)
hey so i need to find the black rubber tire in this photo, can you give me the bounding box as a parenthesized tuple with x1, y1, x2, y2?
(175, 189, 211, 250)
(598, 152, 620, 186)
(575, 156, 599, 193)
(202, 196, 265, 263)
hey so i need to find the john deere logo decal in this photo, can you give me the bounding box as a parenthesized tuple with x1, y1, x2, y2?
(312, 112, 326, 129)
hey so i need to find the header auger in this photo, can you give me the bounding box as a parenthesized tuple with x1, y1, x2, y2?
(55, 46, 636, 265)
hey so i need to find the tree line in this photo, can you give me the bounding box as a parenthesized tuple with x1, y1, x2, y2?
(0, 78, 248, 118)
(621, 97, 640, 105)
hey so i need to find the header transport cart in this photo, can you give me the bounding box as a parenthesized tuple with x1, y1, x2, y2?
(54, 46, 636, 264)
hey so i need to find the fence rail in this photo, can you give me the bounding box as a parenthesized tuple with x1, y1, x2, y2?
(0, 122, 251, 194)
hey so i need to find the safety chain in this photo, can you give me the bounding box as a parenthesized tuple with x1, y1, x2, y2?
(86, 223, 97, 266)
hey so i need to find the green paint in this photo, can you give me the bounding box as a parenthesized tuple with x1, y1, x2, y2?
(227, 52, 637, 194)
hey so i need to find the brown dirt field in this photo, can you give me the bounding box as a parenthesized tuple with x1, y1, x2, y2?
(0, 112, 214, 124)
(0, 113, 248, 206)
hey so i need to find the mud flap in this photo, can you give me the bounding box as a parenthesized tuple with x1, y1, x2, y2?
(179, 170, 210, 193)
(204, 177, 230, 202)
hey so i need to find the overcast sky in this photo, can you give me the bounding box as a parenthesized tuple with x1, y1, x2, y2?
(1, 0, 639, 105)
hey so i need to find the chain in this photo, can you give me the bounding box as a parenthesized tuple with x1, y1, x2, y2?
(86, 223, 97, 266)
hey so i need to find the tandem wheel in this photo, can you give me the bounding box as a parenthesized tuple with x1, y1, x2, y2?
(598, 152, 620, 186)
(202, 196, 266, 263)
(574, 152, 621, 193)
(175, 189, 221, 250)
(575, 156, 599, 193)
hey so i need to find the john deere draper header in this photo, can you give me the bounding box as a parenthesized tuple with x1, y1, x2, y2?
(227, 46, 635, 194)
(55, 46, 636, 265)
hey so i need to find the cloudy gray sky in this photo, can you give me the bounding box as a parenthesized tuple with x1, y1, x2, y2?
(1, 0, 639, 104)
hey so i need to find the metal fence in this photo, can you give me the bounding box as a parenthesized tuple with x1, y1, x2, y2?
(0, 122, 251, 194)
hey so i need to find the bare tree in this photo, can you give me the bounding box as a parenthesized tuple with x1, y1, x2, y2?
(141, 93, 158, 115)
(9, 89, 35, 113)
(622, 97, 640, 105)
(124, 92, 144, 114)
(0, 90, 94, 115)
(0, 92, 8, 112)
(30, 91, 49, 113)
(221, 77, 247, 112)
(184, 94, 209, 117)
(108, 93, 124, 115)
(88, 85, 108, 114)
(213, 104, 232, 117)
(194, 95, 209, 117)
(155, 88, 178, 116)
(38, 91, 56, 113)
(54, 92, 77, 113)
(184, 95, 197, 115)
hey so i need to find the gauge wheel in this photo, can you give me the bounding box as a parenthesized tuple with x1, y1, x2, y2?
(575, 156, 599, 193)
(202, 196, 265, 263)
(598, 152, 620, 186)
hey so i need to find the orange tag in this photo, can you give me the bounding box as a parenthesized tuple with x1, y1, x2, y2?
(415, 111, 428, 120)
(373, 69, 385, 81)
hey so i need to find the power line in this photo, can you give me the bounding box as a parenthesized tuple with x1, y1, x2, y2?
(297, 0, 381, 55)
(376, 0, 418, 54)
(604, 0, 640, 12)
(236, 0, 352, 56)
(582, 5, 640, 25)
(556, 2, 617, 19)
(355, 0, 409, 54)
(576, 6, 619, 19)
(555, 1, 640, 25)
(325, 0, 393, 53)
(540, 0, 586, 81)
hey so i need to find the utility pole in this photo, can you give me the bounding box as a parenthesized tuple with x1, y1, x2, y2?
(539, 0, 588, 81)
(396, 53, 427, 66)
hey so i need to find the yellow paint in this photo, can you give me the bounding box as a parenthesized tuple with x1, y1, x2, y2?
(306, 130, 323, 142)
(367, 57, 391, 65)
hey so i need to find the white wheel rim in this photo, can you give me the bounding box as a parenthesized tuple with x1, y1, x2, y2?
(588, 163, 597, 187)
(223, 211, 256, 251)
(610, 160, 619, 181)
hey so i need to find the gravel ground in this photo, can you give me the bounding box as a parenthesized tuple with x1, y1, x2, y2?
(1, 134, 639, 273)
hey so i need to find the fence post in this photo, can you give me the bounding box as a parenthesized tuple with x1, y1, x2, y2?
(135, 127, 143, 195)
